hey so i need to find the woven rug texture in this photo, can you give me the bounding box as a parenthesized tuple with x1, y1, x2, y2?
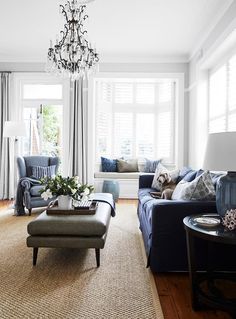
(0, 204, 163, 319)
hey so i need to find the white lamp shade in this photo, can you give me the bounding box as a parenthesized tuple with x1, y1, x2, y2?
(203, 132, 236, 171)
(3, 121, 27, 138)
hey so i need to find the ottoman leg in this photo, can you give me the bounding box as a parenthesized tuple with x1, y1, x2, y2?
(33, 247, 38, 266)
(95, 249, 100, 267)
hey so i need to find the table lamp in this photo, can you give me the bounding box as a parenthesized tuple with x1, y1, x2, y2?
(203, 131, 236, 217)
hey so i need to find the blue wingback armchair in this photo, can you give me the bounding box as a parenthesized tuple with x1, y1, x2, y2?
(16, 156, 59, 215)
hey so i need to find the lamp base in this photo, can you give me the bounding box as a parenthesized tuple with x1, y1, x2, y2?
(216, 171, 236, 217)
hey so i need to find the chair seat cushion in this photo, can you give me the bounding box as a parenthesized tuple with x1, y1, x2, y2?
(30, 185, 44, 197)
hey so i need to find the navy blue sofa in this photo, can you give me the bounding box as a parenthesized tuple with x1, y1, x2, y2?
(138, 174, 236, 273)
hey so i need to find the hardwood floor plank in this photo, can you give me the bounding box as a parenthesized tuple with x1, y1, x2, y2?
(154, 272, 232, 319)
(0, 200, 13, 210)
(159, 295, 180, 319)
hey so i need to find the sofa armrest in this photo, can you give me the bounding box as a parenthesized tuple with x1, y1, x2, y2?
(149, 200, 217, 272)
(151, 200, 217, 248)
(139, 174, 154, 189)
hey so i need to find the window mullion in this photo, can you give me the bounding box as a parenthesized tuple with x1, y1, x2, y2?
(111, 82, 115, 158)
(154, 83, 159, 159)
(226, 61, 229, 131)
(133, 83, 136, 158)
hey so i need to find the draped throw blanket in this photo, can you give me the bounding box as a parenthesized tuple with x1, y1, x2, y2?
(90, 193, 116, 217)
(68, 77, 89, 184)
(15, 177, 40, 215)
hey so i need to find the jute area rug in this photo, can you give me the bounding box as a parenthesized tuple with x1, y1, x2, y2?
(0, 204, 164, 319)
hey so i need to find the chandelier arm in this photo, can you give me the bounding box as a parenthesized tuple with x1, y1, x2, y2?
(78, 5, 86, 21)
(59, 30, 66, 46)
(60, 5, 69, 23)
(67, 0, 73, 12)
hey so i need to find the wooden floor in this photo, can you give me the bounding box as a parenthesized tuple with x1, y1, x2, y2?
(0, 199, 233, 319)
(119, 199, 233, 319)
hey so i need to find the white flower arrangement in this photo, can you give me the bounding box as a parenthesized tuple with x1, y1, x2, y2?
(40, 175, 94, 201)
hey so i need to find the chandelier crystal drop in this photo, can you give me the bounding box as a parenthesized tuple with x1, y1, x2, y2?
(46, 0, 99, 81)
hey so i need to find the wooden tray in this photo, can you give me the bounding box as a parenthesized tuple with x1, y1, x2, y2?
(46, 202, 98, 215)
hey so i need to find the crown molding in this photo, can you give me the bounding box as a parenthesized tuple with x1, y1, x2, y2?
(0, 53, 189, 65)
(188, 0, 234, 62)
(99, 54, 189, 64)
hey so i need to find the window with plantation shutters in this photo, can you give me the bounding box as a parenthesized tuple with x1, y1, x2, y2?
(209, 52, 236, 133)
(95, 78, 176, 163)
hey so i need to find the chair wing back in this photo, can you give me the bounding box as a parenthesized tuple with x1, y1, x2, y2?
(17, 156, 60, 178)
(17, 156, 27, 178)
(49, 157, 60, 174)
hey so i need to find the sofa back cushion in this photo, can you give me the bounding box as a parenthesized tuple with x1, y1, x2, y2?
(172, 171, 215, 201)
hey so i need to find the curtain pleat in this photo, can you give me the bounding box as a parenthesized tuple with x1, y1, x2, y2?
(0, 73, 11, 199)
(68, 77, 89, 183)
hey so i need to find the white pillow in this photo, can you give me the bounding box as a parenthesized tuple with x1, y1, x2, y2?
(137, 158, 146, 172)
(171, 171, 215, 201)
(151, 163, 179, 190)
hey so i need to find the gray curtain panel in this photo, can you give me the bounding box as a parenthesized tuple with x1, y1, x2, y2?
(0, 72, 11, 199)
(68, 77, 89, 183)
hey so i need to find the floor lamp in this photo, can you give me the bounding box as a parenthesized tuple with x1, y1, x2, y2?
(3, 121, 27, 199)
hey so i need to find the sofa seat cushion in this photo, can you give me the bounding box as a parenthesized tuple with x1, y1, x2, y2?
(138, 188, 155, 205)
(30, 185, 44, 197)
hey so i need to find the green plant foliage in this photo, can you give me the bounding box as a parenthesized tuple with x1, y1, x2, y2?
(40, 175, 94, 200)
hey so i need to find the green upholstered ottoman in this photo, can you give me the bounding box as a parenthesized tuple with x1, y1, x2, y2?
(27, 202, 111, 267)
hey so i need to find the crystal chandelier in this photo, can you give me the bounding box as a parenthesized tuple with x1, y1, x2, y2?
(46, 0, 99, 80)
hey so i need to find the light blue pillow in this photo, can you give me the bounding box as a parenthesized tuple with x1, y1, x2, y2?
(144, 159, 161, 173)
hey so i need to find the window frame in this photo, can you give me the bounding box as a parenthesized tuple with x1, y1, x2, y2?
(208, 51, 236, 134)
(92, 72, 184, 168)
(12, 73, 70, 175)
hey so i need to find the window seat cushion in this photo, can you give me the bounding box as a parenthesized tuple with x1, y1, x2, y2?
(94, 172, 153, 180)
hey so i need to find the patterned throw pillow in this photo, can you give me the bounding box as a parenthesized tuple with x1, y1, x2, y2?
(117, 159, 138, 172)
(101, 157, 117, 172)
(144, 159, 162, 173)
(31, 165, 56, 180)
(151, 163, 179, 190)
(172, 171, 216, 201)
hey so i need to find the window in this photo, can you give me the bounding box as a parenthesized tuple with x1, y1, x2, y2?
(21, 82, 63, 158)
(95, 78, 176, 163)
(209, 53, 236, 133)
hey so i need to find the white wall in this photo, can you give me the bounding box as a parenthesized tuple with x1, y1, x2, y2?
(188, 0, 236, 169)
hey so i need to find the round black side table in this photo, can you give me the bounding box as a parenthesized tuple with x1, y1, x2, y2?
(183, 214, 236, 315)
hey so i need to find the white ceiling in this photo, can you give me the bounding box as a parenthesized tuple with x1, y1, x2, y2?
(0, 0, 232, 63)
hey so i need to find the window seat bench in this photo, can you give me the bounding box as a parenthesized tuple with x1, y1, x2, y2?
(94, 172, 154, 199)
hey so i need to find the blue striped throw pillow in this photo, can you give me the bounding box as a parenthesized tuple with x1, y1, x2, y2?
(31, 165, 56, 179)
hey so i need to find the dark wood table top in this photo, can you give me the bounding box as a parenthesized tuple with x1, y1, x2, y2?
(183, 214, 236, 245)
